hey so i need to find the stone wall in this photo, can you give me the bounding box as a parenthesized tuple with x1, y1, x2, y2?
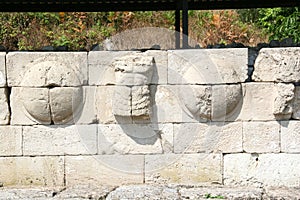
(0, 48, 299, 188)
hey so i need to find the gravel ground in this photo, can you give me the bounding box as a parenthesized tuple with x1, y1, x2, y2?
(1, 184, 300, 199)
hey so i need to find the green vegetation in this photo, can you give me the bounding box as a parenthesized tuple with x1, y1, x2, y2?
(257, 7, 299, 43)
(0, 8, 298, 51)
(204, 193, 225, 199)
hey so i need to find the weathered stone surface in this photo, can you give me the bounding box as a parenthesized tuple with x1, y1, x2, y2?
(107, 185, 179, 200)
(281, 121, 300, 153)
(243, 121, 280, 153)
(23, 125, 97, 155)
(224, 153, 300, 187)
(211, 84, 243, 121)
(174, 122, 243, 153)
(0, 52, 6, 86)
(21, 87, 51, 124)
(273, 83, 294, 119)
(292, 86, 300, 119)
(168, 49, 248, 84)
(112, 86, 132, 116)
(11, 87, 41, 125)
(179, 85, 211, 121)
(237, 83, 276, 121)
(179, 186, 263, 200)
(131, 86, 151, 117)
(253, 47, 300, 82)
(49, 87, 83, 124)
(0, 126, 22, 156)
(89, 51, 166, 85)
(7, 52, 88, 86)
(144, 50, 167, 84)
(0, 88, 10, 124)
(113, 54, 154, 86)
(0, 156, 64, 186)
(95, 86, 132, 124)
(151, 85, 200, 123)
(263, 187, 300, 199)
(11, 87, 84, 125)
(88, 51, 133, 85)
(145, 154, 222, 184)
(113, 86, 152, 118)
(56, 185, 115, 199)
(74, 86, 97, 124)
(0, 188, 61, 199)
(65, 155, 144, 186)
(98, 123, 173, 154)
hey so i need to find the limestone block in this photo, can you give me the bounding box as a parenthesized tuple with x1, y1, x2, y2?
(74, 86, 97, 124)
(281, 121, 300, 152)
(131, 86, 151, 116)
(113, 54, 154, 86)
(179, 85, 211, 121)
(145, 153, 222, 184)
(168, 49, 248, 84)
(0, 126, 22, 156)
(243, 121, 280, 153)
(263, 187, 300, 199)
(144, 50, 168, 84)
(174, 122, 243, 153)
(113, 85, 152, 118)
(21, 87, 51, 124)
(0, 188, 60, 199)
(49, 87, 83, 124)
(89, 51, 167, 85)
(0, 52, 6, 86)
(107, 185, 179, 200)
(23, 125, 97, 155)
(88, 51, 133, 85)
(0, 88, 10, 124)
(11, 87, 84, 125)
(7, 52, 88, 86)
(95, 86, 132, 124)
(292, 86, 300, 119)
(151, 85, 201, 123)
(179, 186, 263, 200)
(253, 47, 300, 82)
(65, 155, 144, 186)
(211, 84, 243, 121)
(237, 83, 276, 121)
(98, 123, 173, 154)
(224, 153, 300, 187)
(112, 86, 132, 116)
(273, 83, 294, 119)
(0, 156, 64, 186)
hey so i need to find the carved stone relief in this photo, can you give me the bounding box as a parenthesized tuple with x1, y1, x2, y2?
(112, 55, 154, 118)
(19, 60, 84, 124)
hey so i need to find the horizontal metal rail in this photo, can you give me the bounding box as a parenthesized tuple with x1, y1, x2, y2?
(0, 0, 298, 12)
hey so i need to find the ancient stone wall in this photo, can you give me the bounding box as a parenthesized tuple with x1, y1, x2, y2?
(0, 48, 299, 187)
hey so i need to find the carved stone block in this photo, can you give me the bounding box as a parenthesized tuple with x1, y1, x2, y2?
(168, 49, 248, 84)
(0, 88, 10, 124)
(11, 87, 83, 125)
(273, 83, 294, 119)
(253, 47, 300, 82)
(224, 153, 300, 187)
(112, 55, 154, 118)
(292, 86, 300, 119)
(7, 52, 87, 86)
